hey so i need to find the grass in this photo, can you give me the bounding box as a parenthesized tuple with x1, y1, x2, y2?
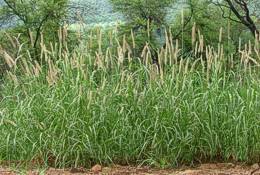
(0, 25, 260, 169)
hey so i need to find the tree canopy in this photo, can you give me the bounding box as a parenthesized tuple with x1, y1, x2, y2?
(110, 0, 175, 27)
(211, 0, 260, 36)
(0, 0, 68, 52)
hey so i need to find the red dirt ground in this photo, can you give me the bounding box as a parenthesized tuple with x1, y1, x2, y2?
(0, 163, 260, 175)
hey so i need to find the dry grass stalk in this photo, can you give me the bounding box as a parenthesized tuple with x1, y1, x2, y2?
(105, 48, 111, 68)
(7, 71, 19, 85)
(95, 52, 104, 69)
(184, 59, 190, 75)
(169, 29, 175, 64)
(3, 51, 16, 68)
(46, 59, 59, 86)
(149, 64, 159, 82)
(88, 31, 93, 49)
(21, 56, 32, 76)
(117, 46, 124, 67)
(98, 28, 103, 56)
(141, 43, 149, 58)
(87, 91, 93, 109)
(4, 32, 17, 49)
(194, 42, 199, 57)
(145, 49, 151, 66)
(174, 40, 179, 64)
(219, 27, 223, 43)
(141, 43, 151, 66)
(239, 38, 242, 53)
(206, 46, 213, 82)
(199, 34, 204, 53)
(147, 19, 150, 39)
(131, 29, 136, 49)
(158, 49, 164, 74)
(192, 23, 196, 48)
(28, 29, 34, 48)
(122, 35, 127, 54)
(178, 58, 184, 78)
(32, 61, 42, 77)
(191, 58, 201, 72)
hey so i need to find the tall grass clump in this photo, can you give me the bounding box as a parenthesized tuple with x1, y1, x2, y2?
(0, 25, 260, 168)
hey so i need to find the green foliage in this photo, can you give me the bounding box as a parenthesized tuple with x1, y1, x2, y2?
(1, 0, 260, 169)
(110, 0, 176, 57)
(1, 34, 260, 167)
(117, 22, 158, 57)
(110, 0, 174, 26)
(171, 0, 252, 55)
(0, 0, 68, 57)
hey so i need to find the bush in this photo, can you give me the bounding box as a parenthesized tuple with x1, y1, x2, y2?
(0, 27, 260, 168)
(170, 0, 253, 56)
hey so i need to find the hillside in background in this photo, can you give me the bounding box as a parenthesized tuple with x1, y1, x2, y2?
(0, 0, 184, 28)
(69, 0, 124, 25)
(70, 0, 184, 25)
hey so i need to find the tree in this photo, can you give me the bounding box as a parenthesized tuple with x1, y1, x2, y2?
(212, 0, 259, 37)
(110, 0, 175, 64)
(0, 0, 68, 56)
(110, 0, 174, 27)
(171, 0, 249, 54)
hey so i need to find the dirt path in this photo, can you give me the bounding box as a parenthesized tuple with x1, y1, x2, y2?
(1, 163, 260, 175)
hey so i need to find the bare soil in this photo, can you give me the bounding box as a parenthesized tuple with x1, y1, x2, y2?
(0, 163, 260, 175)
